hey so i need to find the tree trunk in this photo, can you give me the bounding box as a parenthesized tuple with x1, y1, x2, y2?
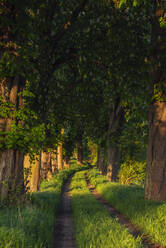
(31, 154, 41, 192)
(41, 151, 51, 179)
(0, 76, 25, 203)
(145, 102, 166, 201)
(57, 144, 63, 170)
(0, 150, 24, 202)
(96, 147, 100, 169)
(51, 150, 58, 173)
(77, 136, 83, 165)
(107, 147, 120, 181)
(57, 129, 64, 170)
(64, 156, 70, 169)
(96, 146, 107, 175)
(106, 99, 123, 181)
(24, 154, 41, 192)
(24, 154, 31, 191)
(145, 1, 166, 201)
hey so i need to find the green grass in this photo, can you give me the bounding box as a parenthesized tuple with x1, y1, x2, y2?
(88, 167, 166, 247)
(0, 163, 88, 248)
(70, 170, 143, 248)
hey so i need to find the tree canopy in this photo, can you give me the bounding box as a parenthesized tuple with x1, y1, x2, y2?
(1, 0, 166, 202)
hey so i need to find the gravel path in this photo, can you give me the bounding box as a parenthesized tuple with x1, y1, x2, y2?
(85, 173, 165, 248)
(53, 175, 76, 248)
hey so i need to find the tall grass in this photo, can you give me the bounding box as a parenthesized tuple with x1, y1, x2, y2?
(70, 170, 143, 248)
(88, 168, 166, 247)
(0, 163, 88, 248)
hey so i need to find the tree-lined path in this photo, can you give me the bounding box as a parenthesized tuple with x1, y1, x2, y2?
(53, 170, 165, 248)
(0, 0, 166, 247)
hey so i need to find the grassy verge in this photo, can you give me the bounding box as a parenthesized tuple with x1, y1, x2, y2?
(88, 168, 166, 247)
(70, 170, 143, 248)
(0, 163, 88, 248)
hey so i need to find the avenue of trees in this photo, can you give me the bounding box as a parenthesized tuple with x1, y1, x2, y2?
(0, 0, 166, 203)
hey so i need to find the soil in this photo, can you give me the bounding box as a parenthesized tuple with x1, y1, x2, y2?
(53, 175, 76, 248)
(85, 173, 165, 248)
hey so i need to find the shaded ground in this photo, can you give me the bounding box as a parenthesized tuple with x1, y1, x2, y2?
(53, 175, 76, 248)
(85, 173, 164, 248)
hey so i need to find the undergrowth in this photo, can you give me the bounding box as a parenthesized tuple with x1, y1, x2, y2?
(70, 170, 143, 248)
(88, 167, 166, 247)
(0, 163, 88, 248)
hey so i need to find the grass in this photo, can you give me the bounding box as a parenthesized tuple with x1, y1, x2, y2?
(88, 167, 166, 247)
(0, 163, 88, 248)
(70, 170, 143, 248)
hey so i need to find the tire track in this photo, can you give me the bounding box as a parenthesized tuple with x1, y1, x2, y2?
(53, 175, 76, 248)
(85, 173, 165, 248)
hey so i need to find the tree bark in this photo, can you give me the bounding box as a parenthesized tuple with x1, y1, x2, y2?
(0, 150, 24, 202)
(51, 150, 58, 173)
(0, 2, 27, 203)
(64, 156, 70, 169)
(77, 136, 83, 165)
(57, 144, 63, 170)
(107, 147, 120, 181)
(41, 151, 51, 179)
(96, 146, 107, 175)
(145, 102, 166, 201)
(0, 76, 25, 202)
(57, 129, 64, 170)
(106, 99, 124, 181)
(24, 154, 41, 192)
(145, 1, 166, 201)
(96, 146, 101, 169)
(31, 154, 41, 192)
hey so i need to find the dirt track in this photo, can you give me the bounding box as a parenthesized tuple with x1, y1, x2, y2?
(52, 172, 165, 248)
(53, 175, 76, 248)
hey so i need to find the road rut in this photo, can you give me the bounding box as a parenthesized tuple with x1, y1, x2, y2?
(53, 175, 76, 248)
(85, 173, 165, 248)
